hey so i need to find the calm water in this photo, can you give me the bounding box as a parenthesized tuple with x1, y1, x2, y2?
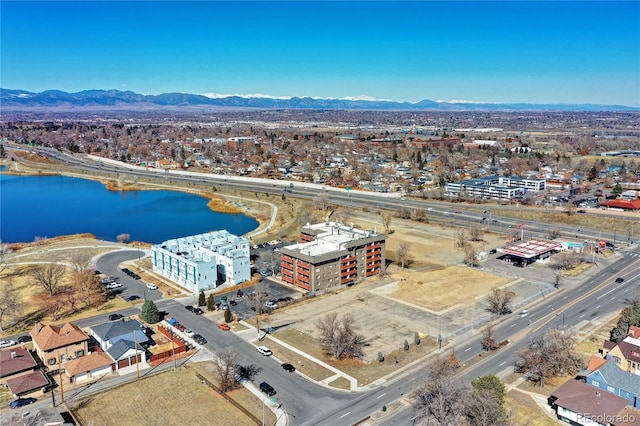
(0, 173, 259, 243)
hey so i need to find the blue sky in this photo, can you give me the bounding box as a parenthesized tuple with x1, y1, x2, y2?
(2, 1, 639, 106)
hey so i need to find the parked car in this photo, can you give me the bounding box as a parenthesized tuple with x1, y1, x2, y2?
(17, 335, 32, 343)
(259, 382, 276, 396)
(193, 307, 204, 315)
(9, 397, 37, 409)
(146, 283, 158, 290)
(124, 295, 141, 302)
(218, 323, 231, 331)
(615, 277, 625, 283)
(184, 329, 195, 338)
(220, 296, 228, 301)
(192, 334, 207, 345)
(106, 282, 123, 290)
(489, 249, 497, 254)
(42, 383, 57, 393)
(256, 346, 272, 356)
(185, 305, 195, 312)
(265, 301, 278, 309)
(229, 300, 237, 306)
(109, 313, 124, 321)
(236, 289, 244, 297)
(0, 340, 17, 349)
(281, 363, 296, 372)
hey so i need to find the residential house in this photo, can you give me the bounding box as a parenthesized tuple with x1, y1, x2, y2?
(548, 379, 636, 426)
(64, 352, 114, 383)
(585, 360, 640, 408)
(5, 370, 50, 397)
(601, 332, 640, 376)
(91, 319, 147, 370)
(30, 322, 90, 367)
(0, 347, 38, 378)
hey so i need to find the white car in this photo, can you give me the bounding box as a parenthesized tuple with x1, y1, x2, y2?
(519, 310, 529, 318)
(146, 283, 158, 290)
(184, 329, 195, 338)
(0, 340, 17, 349)
(256, 346, 272, 356)
(106, 282, 123, 290)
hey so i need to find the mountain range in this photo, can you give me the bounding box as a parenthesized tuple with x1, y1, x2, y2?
(1, 89, 637, 112)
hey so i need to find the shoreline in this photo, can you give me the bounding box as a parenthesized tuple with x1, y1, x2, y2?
(1, 158, 275, 244)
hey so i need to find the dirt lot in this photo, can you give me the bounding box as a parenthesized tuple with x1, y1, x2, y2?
(71, 363, 274, 426)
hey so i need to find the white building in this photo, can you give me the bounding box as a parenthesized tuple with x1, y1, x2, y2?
(445, 175, 546, 201)
(152, 230, 251, 293)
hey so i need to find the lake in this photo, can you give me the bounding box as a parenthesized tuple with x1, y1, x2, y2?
(0, 173, 259, 243)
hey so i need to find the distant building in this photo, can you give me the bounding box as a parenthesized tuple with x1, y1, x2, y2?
(445, 175, 546, 200)
(226, 137, 256, 150)
(279, 222, 386, 293)
(152, 230, 251, 293)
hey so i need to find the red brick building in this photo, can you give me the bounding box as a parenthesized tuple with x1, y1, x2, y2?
(279, 222, 386, 293)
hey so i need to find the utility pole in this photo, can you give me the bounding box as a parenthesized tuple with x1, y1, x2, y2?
(58, 354, 64, 404)
(135, 329, 140, 380)
(170, 328, 177, 370)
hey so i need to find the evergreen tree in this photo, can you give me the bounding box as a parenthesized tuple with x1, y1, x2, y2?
(198, 290, 206, 306)
(206, 294, 215, 311)
(224, 307, 233, 323)
(141, 299, 160, 323)
(612, 183, 624, 197)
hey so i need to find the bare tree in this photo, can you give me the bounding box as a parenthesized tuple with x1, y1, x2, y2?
(30, 263, 66, 296)
(413, 357, 469, 425)
(333, 207, 352, 226)
(259, 250, 281, 276)
(553, 251, 584, 270)
(455, 228, 468, 248)
(317, 312, 365, 359)
(249, 280, 270, 314)
(381, 212, 392, 233)
(481, 325, 498, 351)
(0, 279, 23, 332)
(213, 349, 239, 392)
(116, 233, 131, 244)
(464, 245, 478, 267)
(43, 296, 65, 321)
(396, 242, 411, 269)
(546, 228, 562, 240)
(298, 209, 320, 227)
(469, 227, 483, 242)
(565, 203, 576, 216)
(70, 252, 92, 273)
(0, 242, 13, 278)
(486, 289, 514, 316)
(74, 270, 105, 307)
(553, 272, 563, 289)
(516, 328, 584, 386)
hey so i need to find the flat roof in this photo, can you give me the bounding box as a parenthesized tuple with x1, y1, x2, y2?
(502, 238, 561, 259)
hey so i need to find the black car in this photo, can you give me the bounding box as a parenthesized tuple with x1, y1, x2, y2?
(281, 363, 296, 372)
(125, 295, 141, 302)
(192, 334, 207, 344)
(236, 289, 244, 297)
(109, 313, 124, 321)
(193, 307, 204, 315)
(259, 381, 276, 396)
(17, 335, 32, 343)
(229, 300, 237, 306)
(615, 277, 625, 283)
(185, 305, 195, 312)
(10, 398, 37, 409)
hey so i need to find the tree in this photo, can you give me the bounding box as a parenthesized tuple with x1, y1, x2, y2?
(116, 233, 131, 243)
(413, 357, 469, 425)
(486, 289, 514, 316)
(224, 307, 233, 323)
(317, 312, 365, 359)
(70, 252, 91, 273)
(481, 325, 498, 351)
(396, 242, 411, 269)
(469, 227, 483, 242)
(0, 279, 23, 332)
(206, 294, 215, 311)
(0, 242, 13, 278)
(381, 213, 392, 233)
(214, 349, 239, 392)
(140, 299, 160, 323)
(565, 203, 576, 216)
(553, 251, 584, 270)
(516, 328, 584, 386)
(464, 245, 478, 267)
(553, 272, 563, 289)
(546, 228, 562, 240)
(609, 299, 640, 342)
(455, 228, 468, 248)
(467, 375, 508, 426)
(249, 280, 269, 314)
(30, 263, 66, 296)
(198, 290, 206, 307)
(612, 182, 623, 197)
(73, 269, 105, 308)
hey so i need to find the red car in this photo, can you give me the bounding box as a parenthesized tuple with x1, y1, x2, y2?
(218, 323, 230, 331)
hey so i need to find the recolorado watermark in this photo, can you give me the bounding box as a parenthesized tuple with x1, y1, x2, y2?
(577, 413, 637, 424)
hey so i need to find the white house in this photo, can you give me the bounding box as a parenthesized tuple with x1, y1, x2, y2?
(151, 230, 251, 293)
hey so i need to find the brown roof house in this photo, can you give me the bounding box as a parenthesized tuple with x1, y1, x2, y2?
(1, 347, 50, 397)
(64, 352, 114, 383)
(30, 322, 90, 368)
(548, 379, 638, 426)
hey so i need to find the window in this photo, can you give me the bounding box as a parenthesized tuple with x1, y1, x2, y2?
(48, 358, 56, 365)
(75, 350, 85, 358)
(607, 386, 615, 393)
(591, 380, 600, 387)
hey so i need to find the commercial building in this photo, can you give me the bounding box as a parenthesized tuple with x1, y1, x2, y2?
(152, 230, 251, 293)
(445, 175, 547, 201)
(279, 221, 386, 293)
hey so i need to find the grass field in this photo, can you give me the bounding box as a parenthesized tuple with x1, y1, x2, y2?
(71, 364, 274, 426)
(505, 390, 557, 426)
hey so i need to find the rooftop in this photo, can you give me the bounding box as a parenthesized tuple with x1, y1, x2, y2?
(550, 378, 630, 422)
(30, 322, 89, 352)
(154, 230, 249, 263)
(501, 238, 562, 259)
(0, 347, 38, 378)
